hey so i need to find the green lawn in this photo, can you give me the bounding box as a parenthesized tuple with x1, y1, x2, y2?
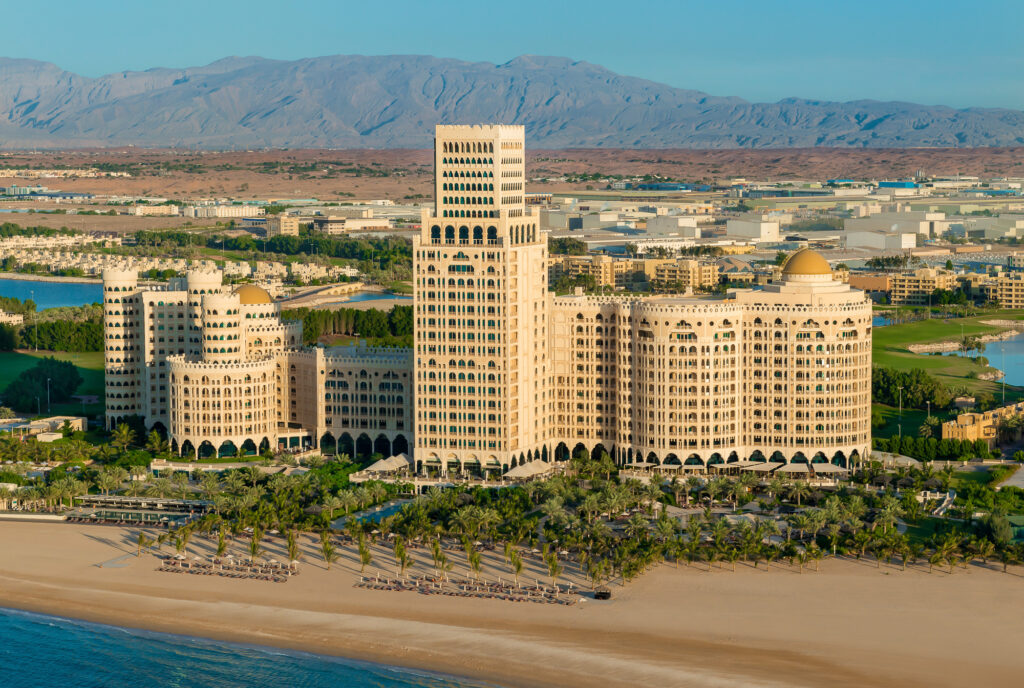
(0, 350, 104, 417)
(873, 310, 1024, 399)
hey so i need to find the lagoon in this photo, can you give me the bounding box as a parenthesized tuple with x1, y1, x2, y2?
(0, 278, 103, 309)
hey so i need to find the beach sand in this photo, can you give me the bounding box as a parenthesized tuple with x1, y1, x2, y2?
(0, 522, 1021, 688)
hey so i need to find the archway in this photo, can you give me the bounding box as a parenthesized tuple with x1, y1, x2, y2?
(664, 453, 681, 466)
(218, 440, 238, 458)
(707, 453, 724, 467)
(355, 433, 372, 457)
(727, 451, 740, 464)
(258, 437, 270, 455)
(339, 432, 354, 458)
(149, 421, 168, 438)
(770, 451, 786, 464)
(749, 450, 766, 463)
(180, 440, 195, 458)
(850, 450, 861, 470)
(320, 433, 336, 454)
(592, 443, 608, 461)
(392, 434, 409, 456)
(811, 451, 828, 464)
(374, 434, 391, 457)
(791, 452, 808, 464)
(554, 442, 570, 462)
(646, 452, 660, 465)
(831, 451, 847, 468)
(198, 441, 216, 459)
(241, 439, 258, 456)
(684, 454, 704, 467)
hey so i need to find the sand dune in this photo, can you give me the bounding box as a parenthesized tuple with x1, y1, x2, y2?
(0, 522, 1021, 688)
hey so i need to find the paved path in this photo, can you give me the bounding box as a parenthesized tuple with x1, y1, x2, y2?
(997, 465, 1024, 490)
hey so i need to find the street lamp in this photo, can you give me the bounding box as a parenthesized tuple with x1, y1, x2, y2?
(46, 378, 51, 414)
(897, 386, 904, 438)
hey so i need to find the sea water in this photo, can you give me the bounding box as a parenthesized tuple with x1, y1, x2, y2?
(0, 608, 491, 688)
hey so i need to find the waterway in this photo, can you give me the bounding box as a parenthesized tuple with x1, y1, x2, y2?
(0, 276, 409, 310)
(941, 330, 1024, 387)
(0, 277, 103, 309)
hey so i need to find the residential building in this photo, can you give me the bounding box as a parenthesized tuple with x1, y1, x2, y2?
(942, 401, 1024, 448)
(889, 268, 956, 305)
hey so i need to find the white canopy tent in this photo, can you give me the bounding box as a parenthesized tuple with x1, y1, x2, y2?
(364, 453, 414, 473)
(776, 463, 811, 474)
(503, 461, 554, 479)
(809, 463, 848, 474)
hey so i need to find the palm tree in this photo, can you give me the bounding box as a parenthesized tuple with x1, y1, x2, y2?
(545, 552, 563, 588)
(248, 529, 263, 563)
(358, 534, 373, 573)
(216, 528, 229, 558)
(320, 536, 336, 570)
(136, 531, 152, 557)
(286, 529, 300, 564)
(110, 423, 135, 454)
(625, 513, 649, 539)
(787, 481, 811, 507)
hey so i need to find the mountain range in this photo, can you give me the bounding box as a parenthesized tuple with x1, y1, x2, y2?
(0, 54, 1021, 149)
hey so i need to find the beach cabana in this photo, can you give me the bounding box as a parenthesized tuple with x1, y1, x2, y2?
(502, 461, 553, 480)
(809, 463, 848, 475)
(364, 453, 414, 474)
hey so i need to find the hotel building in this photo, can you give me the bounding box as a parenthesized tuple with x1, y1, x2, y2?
(104, 123, 872, 472)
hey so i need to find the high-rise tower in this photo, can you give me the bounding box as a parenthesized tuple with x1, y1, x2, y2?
(413, 125, 552, 474)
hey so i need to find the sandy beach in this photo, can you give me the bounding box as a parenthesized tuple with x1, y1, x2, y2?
(1, 521, 1021, 688)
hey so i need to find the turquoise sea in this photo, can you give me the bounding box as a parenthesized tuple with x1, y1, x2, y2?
(0, 608, 490, 688)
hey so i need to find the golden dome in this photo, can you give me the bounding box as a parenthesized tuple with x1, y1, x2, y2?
(781, 249, 832, 277)
(233, 284, 273, 305)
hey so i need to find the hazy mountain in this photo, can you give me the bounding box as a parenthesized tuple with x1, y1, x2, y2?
(0, 54, 1020, 149)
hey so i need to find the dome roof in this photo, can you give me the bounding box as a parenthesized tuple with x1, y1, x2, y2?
(781, 249, 832, 277)
(233, 284, 273, 305)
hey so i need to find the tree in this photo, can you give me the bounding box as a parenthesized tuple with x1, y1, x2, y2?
(136, 531, 152, 557)
(320, 530, 336, 570)
(111, 423, 136, 453)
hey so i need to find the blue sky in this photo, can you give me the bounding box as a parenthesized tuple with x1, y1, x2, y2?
(9, 0, 1024, 109)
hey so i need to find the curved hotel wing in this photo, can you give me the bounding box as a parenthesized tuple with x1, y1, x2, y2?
(104, 124, 871, 471)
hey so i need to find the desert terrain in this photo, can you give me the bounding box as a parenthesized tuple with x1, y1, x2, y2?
(1, 147, 1022, 203)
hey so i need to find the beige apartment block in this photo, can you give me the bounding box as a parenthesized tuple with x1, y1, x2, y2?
(889, 268, 957, 305)
(652, 259, 720, 291)
(980, 273, 1024, 308)
(548, 254, 637, 289)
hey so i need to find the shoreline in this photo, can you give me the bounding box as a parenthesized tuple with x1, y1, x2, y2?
(0, 271, 102, 284)
(2, 522, 1023, 688)
(0, 606, 496, 688)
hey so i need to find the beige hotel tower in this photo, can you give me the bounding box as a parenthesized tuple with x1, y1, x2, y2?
(414, 125, 554, 471)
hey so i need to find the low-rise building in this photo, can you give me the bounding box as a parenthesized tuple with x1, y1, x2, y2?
(942, 401, 1024, 448)
(889, 268, 957, 305)
(0, 311, 24, 326)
